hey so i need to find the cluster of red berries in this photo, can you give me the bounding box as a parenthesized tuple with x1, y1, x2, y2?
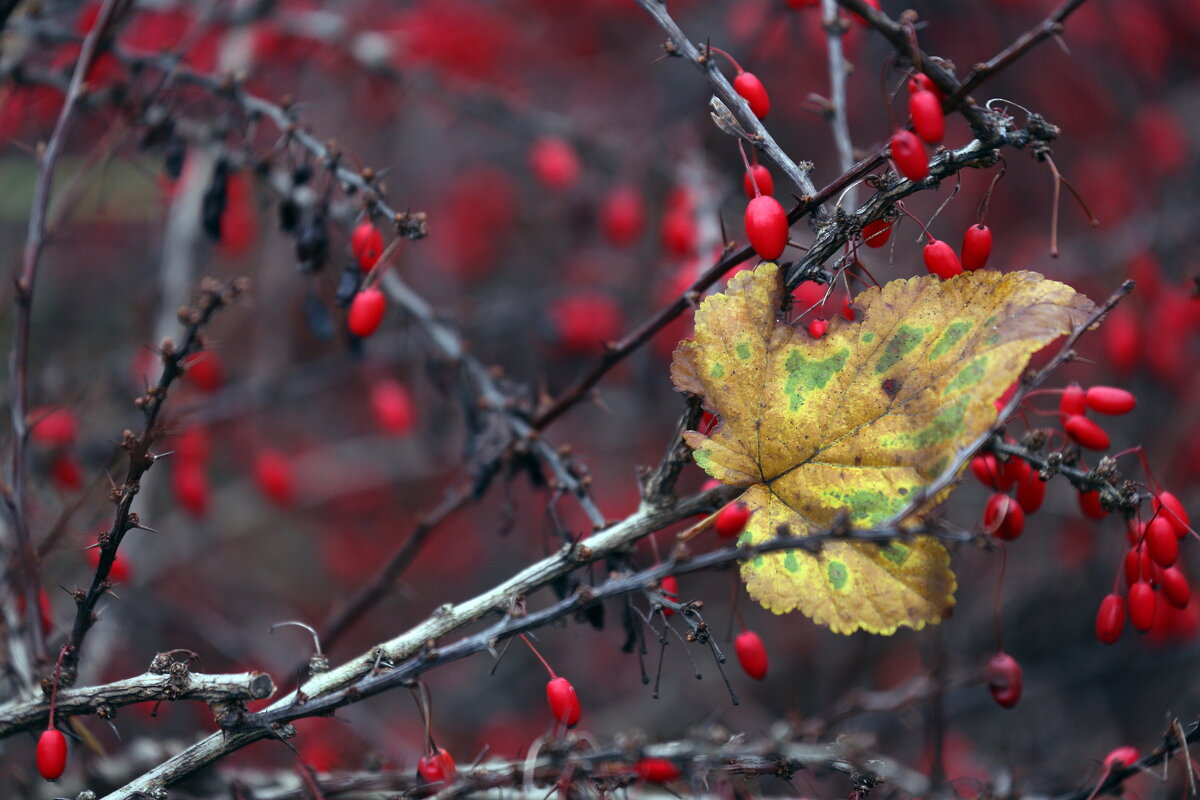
(29, 406, 83, 491)
(1097, 491, 1192, 644)
(889, 74, 946, 182)
(918, 224, 992, 280)
(972, 453, 1043, 541)
(1059, 383, 1136, 451)
(347, 221, 388, 339)
(171, 426, 212, 519)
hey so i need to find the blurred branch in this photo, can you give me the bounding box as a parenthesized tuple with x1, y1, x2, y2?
(4, 0, 125, 669)
(0, 665, 274, 738)
(821, 0, 856, 202)
(948, 0, 1093, 109)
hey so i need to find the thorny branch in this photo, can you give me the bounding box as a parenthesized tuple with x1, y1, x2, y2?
(64, 277, 248, 683)
(0, 665, 274, 738)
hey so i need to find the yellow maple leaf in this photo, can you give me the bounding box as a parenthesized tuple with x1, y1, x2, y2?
(671, 262, 1096, 634)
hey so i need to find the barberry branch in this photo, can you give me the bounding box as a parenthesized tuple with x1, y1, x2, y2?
(0, 665, 274, 738)
(632, 0, 825, 218)
(64, 278, 248, 683)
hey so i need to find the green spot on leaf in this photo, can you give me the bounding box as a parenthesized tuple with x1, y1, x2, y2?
(784, 347, 850, 411)
(753, 555, 764, 568)
(710, 362, 725, 378)
(875, 325, 930, 374)
(827, 560, 848, 590)
(736, 343, 752, 360)
(861, 332, 875, 344)
(945, 357, 988, 395)
(881, 543, 910, 565)
(929, 321, 972, 360)
(784, 552, 800, 572)
(907, 396, 969, 449)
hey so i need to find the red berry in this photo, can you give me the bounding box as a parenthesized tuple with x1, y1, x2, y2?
(735, 630, 769, 680)
(50, 453, 83, 491)
(175, 426, 211, 465)
(1146, 516, 1178, 567)
(601, 186, 645, 246)
(908, 89, 944, 144)
(742, 164, 774, 199)
(546, 676, 581, 727)
(1104, 746, 1139, 769)
(715, 502, 752, 539)
(183, 351, 223, 392)
(890, 130, 929, 182)
(30, 407, 77, 447)
(744, 195, 789, 260)
(661, 208, 697, 256)
(348, 288, 386, 338)
(550, 292, 623, 353)
(37, 729, 67, 781)
(635, 757, 682, 783)
(1016, 470, 1046, 514)
(371, 379, 416, 435)
(254, 450, 294, 507)
(1095, 593, 1126, 644)
(1059, 383, 1086, 416)
(908, 73, 946, 103)
(172, 463, 210, 519)
(807, 318, 828, 339)
(1124, 546, 1153, 586)
(1085, 386, 1136, 415)
(529, 136, 580, 191)
(88, 547, 132, 584)
(985, 651, 1022, 708)
(971, 454, 1002, 489)
(862, 218, 893, 248)
(1064, 414, 1110, 450)
(840, 299, 856, 322)
(998, 455, 1030, 488)
(923, 239, 962, 280)
(733, 71, 770, 119)
(1153, 491, 1191, 537)
(984, 492, 1024, 540)
(1128, 581, 1157, 631)
(1161, 567, 1191, 609)
(350, 221, 384, 271)
(1078, 490, 1107, 519)
(417, 748, 456, 784)
(17, 588, 54, 636)
(961, 224, 993, 271)
(1103, 306, 1140, 374)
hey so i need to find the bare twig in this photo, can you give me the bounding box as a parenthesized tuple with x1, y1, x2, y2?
(632, 0, 825, 216)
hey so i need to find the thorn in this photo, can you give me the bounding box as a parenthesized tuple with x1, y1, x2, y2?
(130, 521, 159, 534)
(151, 450, 175, 461)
